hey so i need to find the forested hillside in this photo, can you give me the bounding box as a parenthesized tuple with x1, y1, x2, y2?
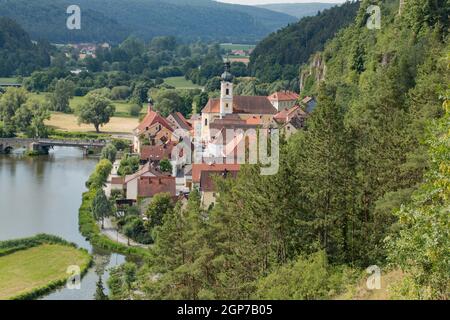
(257, 2, 338, 19)
(0, 17, 51, 76)
(108, 0, 449, 300)
(249, 1, 359, 82)
(0, 0, 297, 43)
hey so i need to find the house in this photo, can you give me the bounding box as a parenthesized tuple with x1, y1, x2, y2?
(192, 163, 240, 207)
(133, 101, 175, 153)
(137, 176, 176, 200)
(166, 112, 192, 132)
(123, 163, 171, 201)
(268, 91, 300, 111)
(274, 105, 309, 138)
(140, 143, 175, 164)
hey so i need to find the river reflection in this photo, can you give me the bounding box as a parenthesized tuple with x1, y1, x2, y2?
(0, 147, 126, 300)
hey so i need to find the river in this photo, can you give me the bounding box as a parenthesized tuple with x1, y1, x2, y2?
(0, 147, 126, 300)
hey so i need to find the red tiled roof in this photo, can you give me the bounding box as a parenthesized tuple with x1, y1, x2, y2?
(200, 170, 239, 192)
(202, 96, 277, 115)
(268, 91, 300, 102)
(124, 163, 167, 184)
(140, 143, 175, 161)
(274, 105, 308, 123)
(169, 112, 192, 131)
(192, 163, 241, 183)
(138, 176, 176, 198)
(135, 110, 174, 133)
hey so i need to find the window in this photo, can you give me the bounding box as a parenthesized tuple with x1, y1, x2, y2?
(205, 118, 208, 126)
(226, 103, 229, 109)
(226, 88, 230, 95)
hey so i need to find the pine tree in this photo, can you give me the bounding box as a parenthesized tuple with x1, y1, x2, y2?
(94, 277, 109, 300)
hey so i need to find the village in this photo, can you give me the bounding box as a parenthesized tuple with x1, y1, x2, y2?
(102, 62, 316, 245)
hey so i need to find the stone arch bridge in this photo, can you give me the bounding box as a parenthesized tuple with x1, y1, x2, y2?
(0, 138, 108, 155)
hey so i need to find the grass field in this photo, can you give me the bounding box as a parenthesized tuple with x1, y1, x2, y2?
(0, 77, 19, 84)
(46, 112, 138, 134)
(164, 76, 203, 90)
(28, 93, 135, 117)
(0, 244, 90, 300)
(220, 43, 256, 51)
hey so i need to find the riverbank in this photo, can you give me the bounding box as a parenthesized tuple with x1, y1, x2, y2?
(0, 235, 92, 300)
(79, 189, 151, 259)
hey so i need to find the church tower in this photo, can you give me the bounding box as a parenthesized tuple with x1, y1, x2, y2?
(220, 61, 234, 118)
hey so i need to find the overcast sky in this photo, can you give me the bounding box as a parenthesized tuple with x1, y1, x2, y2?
(217, 0, 345, 5)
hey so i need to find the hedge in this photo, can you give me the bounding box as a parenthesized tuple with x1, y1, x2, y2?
(0, 234, 79, 257)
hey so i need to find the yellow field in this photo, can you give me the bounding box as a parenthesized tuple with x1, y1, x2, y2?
(46, 112, 138, 134)
(0, 244, 90, 300)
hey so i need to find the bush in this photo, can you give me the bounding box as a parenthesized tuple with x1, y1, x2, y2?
(255, 251, 351, 300)
(110, 86, 131, 100)
(118, 154, 140, 177)
(111, 138, 131, 152)
(129, 104, 142, 117)
(101, 143, 118, 163)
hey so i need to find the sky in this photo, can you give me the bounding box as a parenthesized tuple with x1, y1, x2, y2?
(217, 0, 345, 5)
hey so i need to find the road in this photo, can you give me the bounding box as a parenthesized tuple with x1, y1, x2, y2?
(100, 218, 151, 249)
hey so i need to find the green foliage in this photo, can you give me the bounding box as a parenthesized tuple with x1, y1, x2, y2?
(117, 154, 140, 177)
(0, 17, 51, 77)
(129, 104, 142, 117)
(92, 189, 113, 229)
(0, 87, 50, 138)
(388, 94, 450, 300)
(256, 251, 351, 300)
(86, 159, 113, 190)
(0, 0, 296, 43)
(159, 159, 173, 173)
(118, 215, 152, 245)
(48, 79, 75, 113)
(77, 92, 115, 133)
(249, 2, 359, 82)
(146, 193, 175, 229)
(108, 262, 138, 300)
(101, 143, 118, 163)
(94, 277, 109, 300)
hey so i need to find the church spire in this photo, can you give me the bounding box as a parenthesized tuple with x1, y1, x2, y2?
(220, 61, 234, 118)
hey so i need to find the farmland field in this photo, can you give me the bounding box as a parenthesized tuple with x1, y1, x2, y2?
(164, 76, 203, 90)
(0, 77, 19, 84)
(220, 43, 256, 51)
(28, 93, 136, 117)
(46, 112, 138, 134)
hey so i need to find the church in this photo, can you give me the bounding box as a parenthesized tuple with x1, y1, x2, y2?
(200, 61, 281, 141)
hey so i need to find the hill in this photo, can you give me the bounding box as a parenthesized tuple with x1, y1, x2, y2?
(249, 1, 359, 82)
(0, 17, 51, 76)
(257, 2, 338, 19)
(0, 0, 297, 43)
